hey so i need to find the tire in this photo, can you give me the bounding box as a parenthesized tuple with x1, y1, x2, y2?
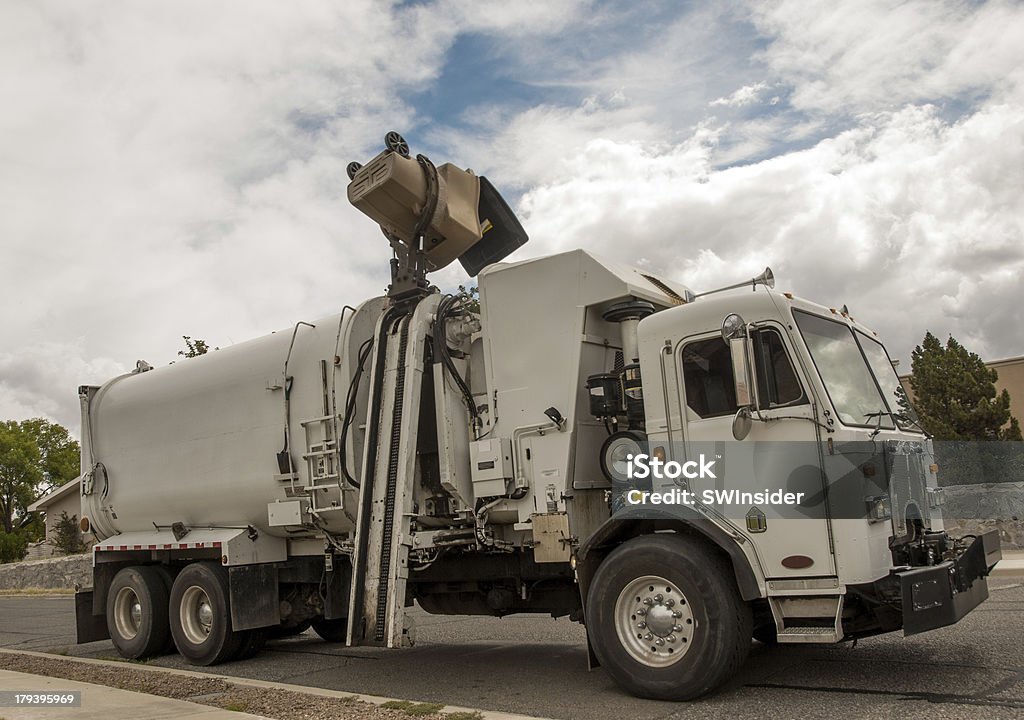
(266, 619, 312, 640)
(311, 618, 347, 643)
(586, 533, 752, 700)
(169, 562, 246, 666)
(752, 624, 778, 645)
(153, 565, 178, 654)
(234, 629, 267, 660)
(106, 566, 171, 660)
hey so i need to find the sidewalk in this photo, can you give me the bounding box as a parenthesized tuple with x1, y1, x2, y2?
(992, 549, 1024, 577)
(0, 669, 269, 720)
(0, 650, 553, 720)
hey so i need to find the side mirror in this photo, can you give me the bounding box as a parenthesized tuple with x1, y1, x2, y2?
(722, 313, 756, 411)
(721, 313, 746, 342)
(729, 337, 753, 408)
(732, 407, 753, 441)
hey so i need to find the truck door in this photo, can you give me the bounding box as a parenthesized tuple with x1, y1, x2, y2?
(676, 326, 835, 578)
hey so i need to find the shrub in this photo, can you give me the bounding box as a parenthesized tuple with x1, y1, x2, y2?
(52, 511, 86, 555)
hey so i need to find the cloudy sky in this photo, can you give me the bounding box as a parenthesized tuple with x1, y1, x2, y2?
(2, 0, 1023, 435)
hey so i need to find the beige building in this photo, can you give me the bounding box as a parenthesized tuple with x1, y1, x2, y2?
(900, 354, 1024, 429)
(27, 477, 92, 553)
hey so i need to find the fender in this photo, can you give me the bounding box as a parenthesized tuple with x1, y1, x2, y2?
(575, 508, 764, 606)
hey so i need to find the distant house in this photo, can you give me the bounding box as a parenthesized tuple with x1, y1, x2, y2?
(27, 477, 92, 556)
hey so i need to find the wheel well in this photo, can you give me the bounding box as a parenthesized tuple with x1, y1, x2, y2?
(577, 517, 762, 609)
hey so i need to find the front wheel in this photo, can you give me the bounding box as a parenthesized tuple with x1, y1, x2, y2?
(586, 534, 752, 700)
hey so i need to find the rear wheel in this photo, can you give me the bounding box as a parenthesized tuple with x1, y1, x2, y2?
(153, 565, 177, 653)
(312, 618, 347, 643)
(106, 566, 171, 660)
(234, 629, 267, 660)
(267, 619, 312, 639)
(169, 562, 246, 665)
(586, 534, 752, 700)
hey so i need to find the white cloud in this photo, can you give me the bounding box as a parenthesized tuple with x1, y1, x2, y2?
(514, 100, 1024, 363)
(751, 0, 1024, 113)
(0, 343, 126, 428)
(2, 0, 1023, 436)
(443, 0, 591, 36)
(0, 1, 456, 432)
(710, 82, 769, 107)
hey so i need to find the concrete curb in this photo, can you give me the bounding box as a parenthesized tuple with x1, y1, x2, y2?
(0, 668, 272, 720)
(0, 648, 553, 720)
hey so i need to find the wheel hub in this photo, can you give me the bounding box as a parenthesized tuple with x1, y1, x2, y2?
(614, 575, 696, 667)
(113, 587, 142, 641)
(198, 602, 213, 632)
(180, 586, 216, 645)
(645, 601, 676, 637)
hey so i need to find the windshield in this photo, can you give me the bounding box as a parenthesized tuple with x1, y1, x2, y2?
(856, 331, 921, 428)
(793, 310, 895, 429)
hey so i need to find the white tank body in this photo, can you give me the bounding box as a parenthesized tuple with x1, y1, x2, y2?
(82, 297, 386, 541)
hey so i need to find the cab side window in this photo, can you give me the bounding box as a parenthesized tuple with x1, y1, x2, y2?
(682, 329, 806, 419)
(753, 329, 806, 409)
(682, 338, 737, 418)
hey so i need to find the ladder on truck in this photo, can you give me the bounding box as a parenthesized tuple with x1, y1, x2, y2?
(346, 295, 438, 647)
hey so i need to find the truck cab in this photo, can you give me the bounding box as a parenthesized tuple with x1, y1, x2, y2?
(569, 278, 1001, 697)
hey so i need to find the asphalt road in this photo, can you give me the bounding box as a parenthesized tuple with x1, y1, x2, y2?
(2, 580, 1023, 720)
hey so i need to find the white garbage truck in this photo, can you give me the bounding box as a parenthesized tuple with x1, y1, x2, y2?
(74, 132, 1001, 699)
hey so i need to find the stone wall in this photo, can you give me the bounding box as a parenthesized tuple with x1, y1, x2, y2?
(0, 554, 90, 591)
(942, 481, 1024, 549)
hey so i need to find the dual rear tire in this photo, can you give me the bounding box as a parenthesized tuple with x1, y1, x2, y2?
(168, 562, 248, 665)
(106, 562, 255, 665)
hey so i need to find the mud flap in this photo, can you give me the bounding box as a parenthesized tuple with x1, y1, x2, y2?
(229, 564, 280, 631)
(75, 590, 110, 643)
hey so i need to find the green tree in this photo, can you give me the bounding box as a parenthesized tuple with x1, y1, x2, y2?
(456, 284, 480, 313)
(179, 336, 216, 358)
(906, 332, 1022, 441)
(20, 418, 79, 493)
(0, 421, 42, 535)
(0, 530, 29, 563)
(0, 419, 80, 562)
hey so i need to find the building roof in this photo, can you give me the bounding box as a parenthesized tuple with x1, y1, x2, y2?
(28, 476, 81, 513)
(988, 354, 1024, 368)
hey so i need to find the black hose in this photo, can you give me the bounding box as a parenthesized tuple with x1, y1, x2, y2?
(338, 337, 375, 488)
(433, 294, 481, 435)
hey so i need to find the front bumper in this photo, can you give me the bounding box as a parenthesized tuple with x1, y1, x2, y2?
(898, 530, 1002, 636)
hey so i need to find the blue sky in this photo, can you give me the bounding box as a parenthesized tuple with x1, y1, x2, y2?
(1, 0, 1023, 431)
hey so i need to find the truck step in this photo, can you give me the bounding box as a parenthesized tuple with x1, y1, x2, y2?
(776, 626, 841, 643)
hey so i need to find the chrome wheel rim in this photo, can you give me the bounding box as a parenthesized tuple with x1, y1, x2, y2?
(113, 586, 143, 641)
(614, 575, 695, 667)
(180, 585, 215, 645)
